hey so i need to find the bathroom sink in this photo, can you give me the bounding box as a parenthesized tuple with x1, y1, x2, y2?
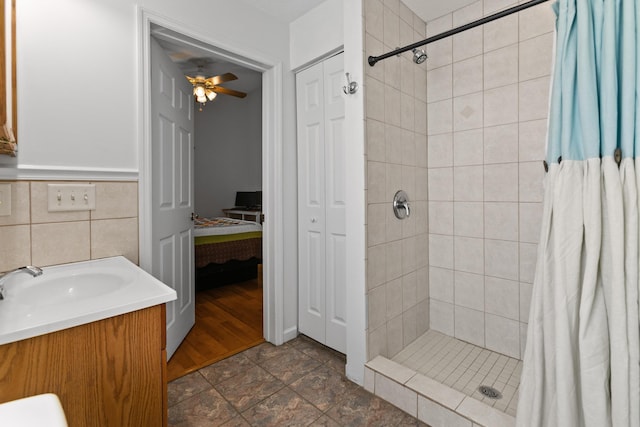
(0, 393, 68, 426)
(0, 256, 176, 345)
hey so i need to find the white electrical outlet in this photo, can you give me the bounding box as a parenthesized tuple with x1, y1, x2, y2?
(0, 183, 11, 216)
(48, 184, 96, 212)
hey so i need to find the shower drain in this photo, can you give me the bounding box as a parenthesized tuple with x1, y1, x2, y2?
(478, 385, 503, 400)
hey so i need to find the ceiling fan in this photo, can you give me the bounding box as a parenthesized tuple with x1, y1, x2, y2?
(185, 71, 247, 111)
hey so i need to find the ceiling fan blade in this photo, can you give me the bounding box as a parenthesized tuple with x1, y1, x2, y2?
(212, 86, 247, 98)
(205, 72, 238, 86)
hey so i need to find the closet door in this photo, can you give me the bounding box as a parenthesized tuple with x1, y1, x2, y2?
(296, 53, 346, 354)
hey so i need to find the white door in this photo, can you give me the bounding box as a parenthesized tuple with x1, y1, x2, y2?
(150, 37, 195, 359)
(296, 53, 346, 353)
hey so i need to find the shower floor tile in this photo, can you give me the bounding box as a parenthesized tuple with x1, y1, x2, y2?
(392, 329, 522, 417)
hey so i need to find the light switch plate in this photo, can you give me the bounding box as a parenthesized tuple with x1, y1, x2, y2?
(48, 184, 96, 212)
(0, 183, 11, 216)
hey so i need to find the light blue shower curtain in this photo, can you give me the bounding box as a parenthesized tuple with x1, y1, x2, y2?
(516, 0, 640, 426)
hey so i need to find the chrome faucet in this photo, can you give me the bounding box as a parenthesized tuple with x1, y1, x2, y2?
(0, 266, 43, 300)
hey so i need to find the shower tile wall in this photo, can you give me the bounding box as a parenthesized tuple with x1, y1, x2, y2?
(426, 1, 555, 359)
(364, 0, 430, 361)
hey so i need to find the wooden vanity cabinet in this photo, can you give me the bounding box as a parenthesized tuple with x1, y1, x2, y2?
(0, 304, 168, 427)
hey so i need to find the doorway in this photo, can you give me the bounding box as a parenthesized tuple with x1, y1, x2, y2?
(138, 13, 286, 376)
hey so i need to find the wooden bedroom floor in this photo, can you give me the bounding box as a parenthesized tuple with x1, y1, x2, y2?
(167, 274, 264, 381)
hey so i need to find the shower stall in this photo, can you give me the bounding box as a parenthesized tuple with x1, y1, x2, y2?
(362, 0, 554, 425)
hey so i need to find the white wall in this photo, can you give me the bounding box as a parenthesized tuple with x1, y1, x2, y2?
(290, 0, 344, 71)
(6, 0, 299, 344)
(194, 88, 262, 217)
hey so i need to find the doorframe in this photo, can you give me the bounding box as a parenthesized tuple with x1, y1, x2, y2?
(136, 8, 285, 345)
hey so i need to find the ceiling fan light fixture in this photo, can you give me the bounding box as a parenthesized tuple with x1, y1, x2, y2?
(205, 90, 217, 101)
(196, 95, 207, 104)
(194, 84, 206, 98)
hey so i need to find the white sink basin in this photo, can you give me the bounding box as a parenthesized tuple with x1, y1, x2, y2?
(0, 394, 68, 427)
(0, 256, 176, 345)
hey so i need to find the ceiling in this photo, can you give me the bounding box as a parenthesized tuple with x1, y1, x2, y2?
(153, 0, 477, 95)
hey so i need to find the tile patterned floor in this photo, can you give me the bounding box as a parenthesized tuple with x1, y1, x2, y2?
(392, 330, 522, 416)
(168, 335, 430, 426)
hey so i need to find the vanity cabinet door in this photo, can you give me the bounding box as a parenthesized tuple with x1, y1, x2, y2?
(0, 305, 167, 427)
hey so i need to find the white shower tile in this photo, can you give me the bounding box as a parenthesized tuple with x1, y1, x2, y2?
(368, 161, 387, 203)
(401, 56, 415, 95)
(428, 99, 453, 136)
(519, 119, 547, 162)
(404, 305, 419, 346)
(428, 168, 454, 201)
(385, 85, 402, 127)
(519, 33, 554, 81)
(402, 236, 417, 273)
(415, 64, 428, 103)
(368, 324, 388, 359)
(417, 299, 430, 335)
(484, 202, 518, 241)
(454, 236, 484, 274)
(365, 0, 384, 41)
(402, 129, 417, 166)
(427, 13, 452, 37)
(367, 119, 386, 162)
(520, 202, 543, 243)
(455, 271, 485, 311)
(386, 124, 403, 164)
(453, 56, 483, 97)
(485, 239, 519, 280)
(454, 202, 484, 238)
(386, 204, 403, 242)
(376, 372, 418, 416)
(386, 277, 403, 320)
(427, 65, 453, 103)
(519, 76, 551, 122)
(520, 282, 533, 323)
(453, 27, 483, 62)
(418, 395, 472, 427)
(366, 34, 385, 83)
(430, 300, 455, 336)
(368, 285, 387, 329)
(387, 239, 404, 281)
(485, 276, 520, 320)
(429, 234, 454, 269)
(416, 232, 429, 268)
(415, 200, 429, 235)
(519, 2, 555, 41)
(402, 166, 416, 206)
(484, 44, 518, 90)
(484, 123, 518, 164)
(454, 92, 483, 132)
(417, 266, 429, 301)
(428, 133, 454, 168)
(385, 55, 401, 91)
(388, 314, 405, 357)
(429, 201, 454, 235)
(483, 13, 517, 52)
(483, 0, 517, 15)
(520, 322, 528, 357)
(386, 163, 403, 201)
(399, 1, 413, 25)
(366, 76, 385, 122)
(485, 313, 520, 358)
(519, 242, 537, 284)
(455, 306, 485, 347)
(403, 271, 418, 310)
(416, 167, 429, 201)
(484, 163, 518, 202)
(364, 367, 375, 393)
(430, 266, 454, 303)
(399, 19, 414, 52)
(454, 129, 484, 166)
(416, 134, 428, 167)
(367, 243, 387, 289)
(484, 84, 518, 127)
(427, 38, 453, 71)
(401, 92, 416, 131)
(368, 203, 387, 246)
(383, 6, 400, 49)
(415, 99, 428, 135)
(383, 0, 399, 14)
(454, 165, 483, 202)
(519, 161, 545, 202)
(453, 0, 482, 26)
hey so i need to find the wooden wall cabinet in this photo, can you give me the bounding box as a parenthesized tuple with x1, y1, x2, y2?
(0, 305, 168, 427)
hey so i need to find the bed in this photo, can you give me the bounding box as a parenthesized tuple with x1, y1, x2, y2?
(193, 217, 262, 290)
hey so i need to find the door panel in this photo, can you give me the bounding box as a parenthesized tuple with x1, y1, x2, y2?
(151, 37, 195, 359)
(296, 53, 346, 353)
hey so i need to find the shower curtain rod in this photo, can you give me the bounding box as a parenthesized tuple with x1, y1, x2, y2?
(368, 0, 550, 66)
